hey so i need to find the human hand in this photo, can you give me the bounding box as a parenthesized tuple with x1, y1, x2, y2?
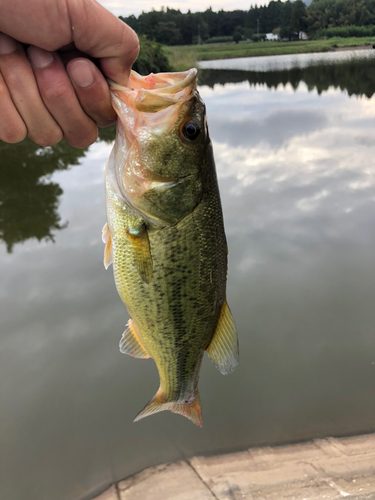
(0, 0, 139, 148)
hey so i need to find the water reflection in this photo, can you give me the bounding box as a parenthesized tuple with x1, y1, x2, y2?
(200, 56, 375, 98)
(0, 139, 87, 252)
(0, 126, 117, 254)
(2, 57, 375, 500)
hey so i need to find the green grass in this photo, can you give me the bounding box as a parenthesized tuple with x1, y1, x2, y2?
(164, 37, 375, 71)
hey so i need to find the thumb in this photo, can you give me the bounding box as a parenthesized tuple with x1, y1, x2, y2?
(66, 0, 139, 86)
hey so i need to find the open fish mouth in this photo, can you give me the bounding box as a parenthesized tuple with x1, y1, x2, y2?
(108, 69, 200, 211)
(108, 68, 198, 113)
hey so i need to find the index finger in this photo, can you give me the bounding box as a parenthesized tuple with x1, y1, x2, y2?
(66, 0, 139, 86)
(0, 0, 139, 87)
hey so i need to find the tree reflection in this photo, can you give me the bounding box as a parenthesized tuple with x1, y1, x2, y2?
(0, 139, 87, 252)
(199, 59, 375, 98)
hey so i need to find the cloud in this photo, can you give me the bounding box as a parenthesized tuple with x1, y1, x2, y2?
(97, 0, 271, 18)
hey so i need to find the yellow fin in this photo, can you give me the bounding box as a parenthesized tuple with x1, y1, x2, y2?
(127, 224, 153, 283)
(102, 223, 113, 270)
(119, 319, 151, 359)
(134, 389, 202, 427)
(206, 301, 239, 375)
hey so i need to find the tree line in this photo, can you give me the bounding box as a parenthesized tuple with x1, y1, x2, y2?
(120, 0, 375, 45)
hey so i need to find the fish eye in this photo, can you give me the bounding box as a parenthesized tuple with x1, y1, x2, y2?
(182, 121, 201, 141)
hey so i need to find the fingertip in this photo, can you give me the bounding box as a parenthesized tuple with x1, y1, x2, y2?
(30, 128, 63, 148)
(99, 27, 140, 87)
(67, 59, 94, 88)
(67, 58, 116, 127)
(1, 126, 27, 144)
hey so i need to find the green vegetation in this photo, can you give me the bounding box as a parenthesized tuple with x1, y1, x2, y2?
(0, 139, 86, 252)
(121, 0, 375, 47)
(132, 35, 172, 74)
(205, 36, 233, 44)
(165, 37, 375, 71)
(317, 26, 375, 38)
(306, 0, 375, 33)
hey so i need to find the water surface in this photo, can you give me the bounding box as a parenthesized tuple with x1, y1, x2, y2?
(199, 47, 375, 71)
(1, 53, 375, 500)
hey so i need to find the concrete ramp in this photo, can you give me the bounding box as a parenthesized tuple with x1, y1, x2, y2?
(94, 433, 375, 499)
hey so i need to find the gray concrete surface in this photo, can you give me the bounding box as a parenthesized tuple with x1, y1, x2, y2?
(93, 433, 375, 500)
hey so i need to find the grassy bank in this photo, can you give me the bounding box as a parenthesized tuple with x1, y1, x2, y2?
(164, 37, 375, 71)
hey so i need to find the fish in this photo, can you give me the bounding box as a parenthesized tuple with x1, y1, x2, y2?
(103, 69, 238, 427)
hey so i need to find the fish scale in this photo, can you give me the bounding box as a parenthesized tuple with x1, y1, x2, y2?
(104, 69, 239, 426)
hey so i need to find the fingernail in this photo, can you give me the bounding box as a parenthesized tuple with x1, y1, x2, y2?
(27, 46, 54, 68)
(68, 60, 94, 88)
(0, 33, 17, 55)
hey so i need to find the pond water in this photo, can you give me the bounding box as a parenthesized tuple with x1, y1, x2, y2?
(2, 51, 375, 500)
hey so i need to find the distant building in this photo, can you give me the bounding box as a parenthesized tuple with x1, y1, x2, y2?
(299, 31, 308, 40)
(266, 33, 279, 41)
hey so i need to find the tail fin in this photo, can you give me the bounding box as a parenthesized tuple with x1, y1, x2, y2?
(134, 389, 202, 427)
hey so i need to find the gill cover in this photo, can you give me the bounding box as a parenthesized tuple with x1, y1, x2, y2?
(108, 70, 206, 226)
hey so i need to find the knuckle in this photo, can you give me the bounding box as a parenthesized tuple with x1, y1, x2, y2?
(43, 81, 71, 101)
(67, 126, 98, 149)
(82, 97, 115, 127)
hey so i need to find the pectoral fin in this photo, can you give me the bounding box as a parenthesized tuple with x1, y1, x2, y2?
(102, 223, 113, 270)
(127, 224, 153, 283)
(206, 301, 239, 375)
(119, 318, 151, 359)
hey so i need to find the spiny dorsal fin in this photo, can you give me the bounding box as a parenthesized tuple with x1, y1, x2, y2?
(119, 319, 151, 359)
(206, 301, 239, 375)
(102, 223, 113, 270)
(126, 224, 153, 283)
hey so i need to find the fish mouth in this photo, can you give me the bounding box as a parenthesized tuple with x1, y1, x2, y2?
(108, 70, 201, 224)
(109, 69, 198, 113)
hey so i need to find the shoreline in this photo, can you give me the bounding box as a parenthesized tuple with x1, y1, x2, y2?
(94, 432, 375, 500)
(165, 39, 375, 71)
(333, 44, 372, 52)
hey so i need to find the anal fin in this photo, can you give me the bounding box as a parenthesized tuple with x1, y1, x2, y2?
(102, 223, 113, 270)
(119, 318, 151, 359)
(206, 301, 239, 375)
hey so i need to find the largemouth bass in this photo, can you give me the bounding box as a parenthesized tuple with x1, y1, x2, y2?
(103, 69, 238, 427)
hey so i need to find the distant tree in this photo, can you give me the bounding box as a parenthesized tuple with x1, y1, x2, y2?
(280, 0, 293, 36)
(233, 32, 242, 43)
(119, 1, 375, 46)
(0, 140, 85, 252)
(244, 27, 254, 39)
(156, 21, 183, 45)
(132, 36, 172, 74)
(306, 0, 375, 35)
(290, 0, 307, 33)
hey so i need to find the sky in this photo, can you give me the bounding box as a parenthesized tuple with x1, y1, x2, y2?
(97, 0, 274, 19)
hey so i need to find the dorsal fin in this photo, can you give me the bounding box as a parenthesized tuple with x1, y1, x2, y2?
(206, 301, 239, 375)
(126, 224, 153, 283)
(102, 223, 113, 269)
(119, 319, 151, 359)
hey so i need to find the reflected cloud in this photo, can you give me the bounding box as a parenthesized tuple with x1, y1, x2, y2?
(3, 59, 375, 500)
(210, 109, 327, 148)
